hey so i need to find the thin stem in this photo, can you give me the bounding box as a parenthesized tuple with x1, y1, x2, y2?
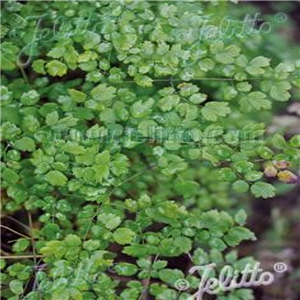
(0, 255, 42, 259)
(4, 215, 31, 231)
(0, 225, 31, 240)
(1, 249, 11, 256)
(18, 63, 29, 84)
(113, 77, 262, 84)
(28, 212, 38, 267)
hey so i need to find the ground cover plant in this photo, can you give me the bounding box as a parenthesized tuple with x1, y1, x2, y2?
(1, 1, 300, 300)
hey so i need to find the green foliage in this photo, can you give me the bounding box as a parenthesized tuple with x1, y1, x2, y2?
(250, 182, 276, 199)
(1, 1, 299, 300)
(46, 60, 68, 77)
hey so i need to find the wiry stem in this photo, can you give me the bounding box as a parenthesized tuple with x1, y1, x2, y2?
(0, 225, 31, 240)
(0, 254, 42, 259)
